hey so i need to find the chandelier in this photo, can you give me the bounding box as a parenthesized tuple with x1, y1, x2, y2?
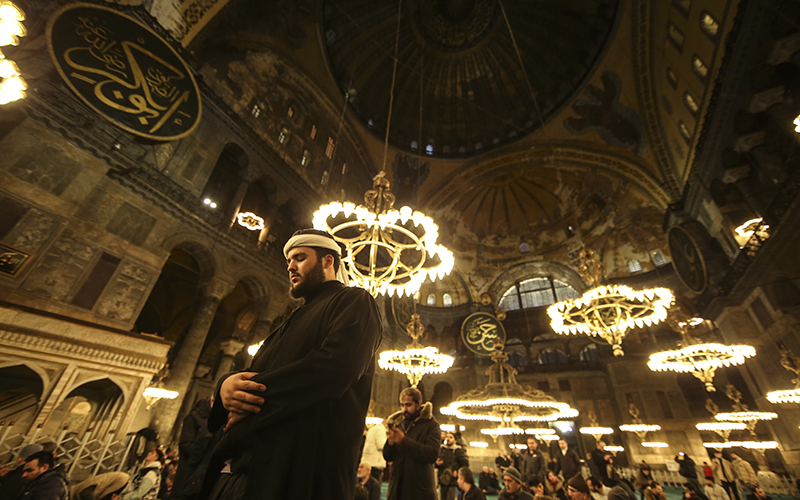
(142, 387, 178, 410)
(313, 172, 454, 297)
(713, 384, 777, 436)
(619, 404, 661, 440)
(641, 441, 669, 448)
(766, 345, 800, 403)
(696, 422, 747, 440)
(648, 316, 755, 392)
(0, 2, 27, 105)
(703, 441, 779, 450)
(378, 313, 453, 387)
(440, 340, 577, 424)
(547, 247, 673, 356)
(580, 411, 614, 440)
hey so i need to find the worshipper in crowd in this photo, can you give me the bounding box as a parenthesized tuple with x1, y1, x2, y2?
(479, 466, 499, 495)
(203, 229, 383, 500)
(20, 450, 68, 500)
(547, 470, 567, 500)
(729, 453, 758, 494)
(567, 474, 594, 500)
(0, 443, 43, 500)
(158, 460, 178, 499)
(458, 467, 487, 500)
(712, 451, 740, 500)
(589, 474, 636, 500)
(121, 447, 163, 500)
(71, 471, 129, 500)
(436, 431, 469, 500)
(523, 437, 547, 484)
(512, 448, 524, 471)
(590, 441, 613, 486)
(497, 451, 513, 475)
(705, 476, 730, 500)
(353, 483, 369, 500)
(361, 420, 388, 481)
(634, 463, 652, 500)
(555, 440, 581, 483)
(644, 481, 667, 500)
(383, 387, 440, 500)
(677, 453, 701, 492)
(587, 477, 609, 500)
(171, 397, 213, 500)
(684, 481, 710, 500)
(500, 467, 534, 500)
(745, 487, 771, 500)
(703, 462, 714, 480)
(528, 477, 556, 500)
(356, 462, 381, 500)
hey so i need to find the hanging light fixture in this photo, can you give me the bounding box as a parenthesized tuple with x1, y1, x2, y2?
(648, 316, 755, 392)
(0, 2, 27, 105)
(766, 346, 800, 404)
(619, 403, 661, 442)
(441, 340, 577, 424)
(547, 247, 673, 356)
(313, 172, 454, 297)
(696, 422, 748, 440)
(714, 384, 777, 436)
(378, 313, 453, 387)
(641, 441, 669, 448)
(579, 410, 614, 440)
(142, 386, 179, 410)
(703, 441, 779, 450)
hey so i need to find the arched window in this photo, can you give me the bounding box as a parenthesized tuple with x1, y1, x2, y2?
(628, 260, 643, 273)
(508, 352, 528, 367)
(579, 344, 599, 362)
(679, 121, 692, 142)
(539, 349, 569, 365)
(499, 278, 579, 311)
(692, 55, 709, 80)
(411, 141, 418, 150)
(427, 293, 436, 306)
(667, 22, 685, 51)
(700, 11, 719, 39)
(426, 144, 434, 155)
(442, 293, 453, 306)
(684, 92, 699, 115)
(652, 250, 667, 266)
(666, 67, 678, 89)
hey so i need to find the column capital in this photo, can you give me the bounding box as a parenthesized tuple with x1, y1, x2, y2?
(219, 339, 245, 357)
(201, 279, 236, 301)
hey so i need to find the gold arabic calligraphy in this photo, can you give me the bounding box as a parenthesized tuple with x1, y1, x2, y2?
(464, 315, 502, 353)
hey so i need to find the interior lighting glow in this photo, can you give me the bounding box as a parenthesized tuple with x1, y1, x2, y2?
(714, 412, 777, 422)
(620, 424, 661, 433)
(366, 417, 383, 425)
(580, 426, 614, 435)
(766, 389, 800, 404)
(142, 387, 178, 399)
(248, 341, 263, 356)
(378, 347, 453, 387)
(696, 422, 747, 432)
(735, 218, 764, 239)
(641, 441, 669, 448)
(703, 441, 779, 449)
(648, 344, 755, 392)
(470, 441, 489, 448)
(525, 428, 556, 435)
(236, 212, 265, 231)
(604, 445, 624, 452)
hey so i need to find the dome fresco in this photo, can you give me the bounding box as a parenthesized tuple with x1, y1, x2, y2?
(322, 0, 620, 158)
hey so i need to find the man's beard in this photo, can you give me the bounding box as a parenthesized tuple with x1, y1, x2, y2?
(289, 259, 326, 299)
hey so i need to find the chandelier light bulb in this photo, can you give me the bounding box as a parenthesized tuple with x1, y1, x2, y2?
(703, 441, 779, 450)
(604, 445, 624, 452)
(714, 411, 777, 422)
(580, 426, 614, 436)
(766, 389, 800, 404)
(641, 441, 669, 448)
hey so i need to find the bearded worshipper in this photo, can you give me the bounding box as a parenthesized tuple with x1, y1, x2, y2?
(200, 229, 383, 500)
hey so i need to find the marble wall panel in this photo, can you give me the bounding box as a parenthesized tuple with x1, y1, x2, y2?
(20, 231, 97, 301)
(5, 208, 61, 254)
(7, 144, 82, 196)
(95, 261, 156, 322)
(105, 202, 157, 246)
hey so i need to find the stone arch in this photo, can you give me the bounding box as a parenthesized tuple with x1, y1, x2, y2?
(165, 238, 218, 283)
(0, 361, 51, 393)
(41, 376, 126, 440)
(0, 364, 45, 426)
(486, 261, 585, 303)
(229, 272, 271, 308)
(201, 143, 250, 213)
(61, 374, 130, 404)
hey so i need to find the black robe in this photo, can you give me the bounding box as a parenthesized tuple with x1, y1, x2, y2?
(201, 281, 383, 500)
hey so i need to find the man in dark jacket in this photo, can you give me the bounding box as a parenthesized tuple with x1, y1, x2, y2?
(677, 453, 701, 493)
(555, 440, 581, 481)
(0, 443, 43, 500)
(383, 387, 440, 500)
(21, 450, 68, 500)
(202, 230, 383, 500)
(458, 468, 487, 500)
(437, 431, 469, 500)
(172, 397, 213, 500)
(523, 438, 547, 483)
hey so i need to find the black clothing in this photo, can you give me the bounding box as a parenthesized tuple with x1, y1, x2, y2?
(496, 455, 512, 472)
(383, 402, 440, 500)
(202, 281, 383, 500)
(172, 399, 214, 500)
(361, 476, 381, 500)
(746, 495, 772, 500)
(463, 485, 488, 500)
(20, 468, 68, 500)
(522, 449, 547, 482)
(499, 489, 535, 500)
(554, 448, 581, 481)
(0, 466, 26, 500)
(437, 444, 468, 499)
(591, 449, 612, 485)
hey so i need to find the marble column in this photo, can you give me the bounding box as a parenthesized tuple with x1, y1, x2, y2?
(151, 279, 233, 444)
(215, 339, 245, 380)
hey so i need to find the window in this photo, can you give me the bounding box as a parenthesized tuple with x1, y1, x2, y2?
(652, 250, 667, 266)
(301, 150, 310, 166)
(672, 0, 690, 17)
(539, 349, 569, 365)
(691, 55, 709, 80)
(427, 293, 436, 306)
(538, 381, 550, 392)
(579, 344, 599, 362)
(679, 121, 692, 142)
(508, 352, 528, 367)
(251, 104, 261, 118)
(325, 137, 335, 159)
(310, 125, 317, 139)
(320, 170, 329, 185)
(520, 243, 530, 253)
(700, 11, 719, 38)
(558, 379, 572, 391)
(667, 22, 685, 51)
(287, 107, 294, 118)
(666, 67, 678, 89)
(684, 92, 699, 115)
(426, 144, 433, 155)
(411, 141, 418, 151)
(499, 278, 579, 311)
(443, 293, 453, 306)
(278, 128, 290, 144)
(628, 259, 643, 273)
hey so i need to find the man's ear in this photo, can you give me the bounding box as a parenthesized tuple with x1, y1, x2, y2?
(323, 254, 335, 270)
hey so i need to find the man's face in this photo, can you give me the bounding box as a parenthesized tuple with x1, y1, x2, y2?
(399, 394, 420, 419)
(457, 475, 465, 491)
(597, 441, 606, 450)
(569, 486, 589, 500)
(357, 463, 369, 479)
(587, 479, 602, 493)
(445, 433, 455, 446)
(528, 438, 538, 451)
(754, 488, 766, 500)
(145, 449, 158, 464)
(684, 486, 693, 497)
(533, 483, 545, 495)
(705, 479, 714, 487)
(482, 467, 489, 474)
(559, 439, 567, 450)
(22, 459, 48, 483)
(504, 477, 521, 494)
(287, 247, 327, 298)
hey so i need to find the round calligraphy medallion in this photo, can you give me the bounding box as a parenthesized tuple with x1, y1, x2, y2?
(46, 4, 202, 141)
(667, 225, 708, 294)
(461, 312, 506, 356)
